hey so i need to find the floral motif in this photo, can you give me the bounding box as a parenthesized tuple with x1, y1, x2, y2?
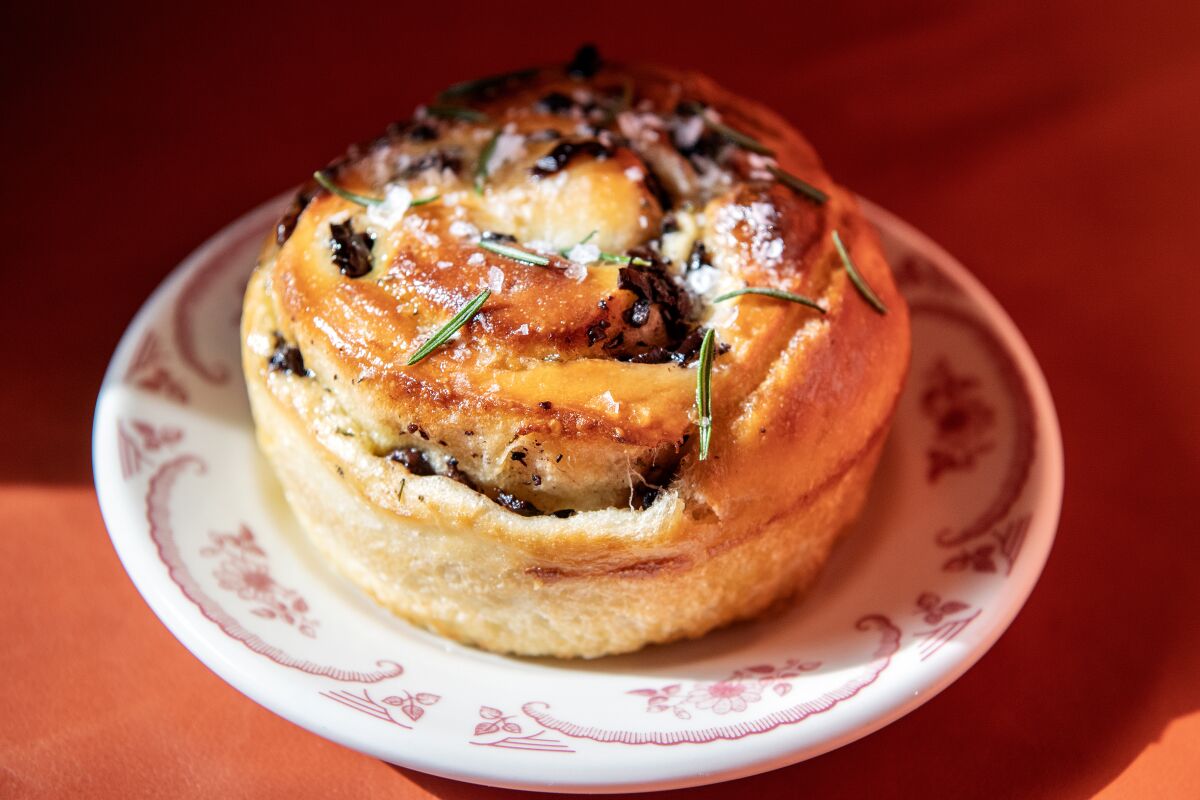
(916, 592, 970, 625)
(124, 330, 188, 403)
(942, 514, 1031, 575)
(943, 544, 997, 573)
(320, 688, 440, 729)
(145, 455, 403, 681)
(474, 705, 524, 736)
(117, 418, 183, 480)
(469, 706, 573, 752)
(201, 525, 318, 637)
(628, 658, 820, 718)
(687, 681, 762, 714)
(913, 593, 980, 661)
(922, 358, 996, 482)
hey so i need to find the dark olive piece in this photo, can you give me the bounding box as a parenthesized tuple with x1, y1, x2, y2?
(495, 491, 542, 517)
(268, 335, 309, 376)
(387, 447, 436, 476)
(567, 44, 602, 78)
(329, 220, 375, 278)
(531, 140, 613, 177)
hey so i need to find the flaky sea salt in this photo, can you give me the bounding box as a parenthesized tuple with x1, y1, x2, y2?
(450, 219, 480, 239)
(487, 266, 505, 292)
(598, 390, 621, 414)
(565, 242, 600, 265)
(563, 261, 588, 282)
(467, 252, 486, 266)
(746, 152, 776, 181)
(366, 184, 412, 228)
(487, 124, 527, 175)
(686, 265, 723, 296)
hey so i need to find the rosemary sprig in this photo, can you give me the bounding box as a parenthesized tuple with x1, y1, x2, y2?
(766, 165, 828, 205)
(313, 171, 381, 206)
(479, 239, 550, 266)
(695, 328, 717, 461)
(406, 288, 491, 365)
(313, 171, 440, 208)
(705, 117, 775, 156)
(832, 230, 888, 314)
(598, 252, 653, 266)
(409, 192, 442, 207)
(425, 104, 490, 123)
(712, 287, 826, 313)
(680, 101, 774, 156)
(475, 129, 500, 194)
(438, 67, 539, 101)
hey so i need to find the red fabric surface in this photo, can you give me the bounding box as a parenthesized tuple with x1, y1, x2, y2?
(3, 1, 1199, 796)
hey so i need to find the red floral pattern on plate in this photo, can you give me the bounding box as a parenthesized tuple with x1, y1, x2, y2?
(942, 513, 1031, 575)
(629, 658, 821, 719)
(124, 330, 188, 403)
(523, 616, 900, 746)
(146, 454, 403, 682)
(922, 358, 996, 482)
(909, 303, 1037, 568)
(470, 706, 574, 753)
(202, 525, 318, 638)
(320, 688, 440, 729)
(912, 593, 980, 661)
(915, 592, 970, 625)
(117, 418, 183, 480)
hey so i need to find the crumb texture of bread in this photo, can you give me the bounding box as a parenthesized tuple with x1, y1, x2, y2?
(241, 52, 910, 657)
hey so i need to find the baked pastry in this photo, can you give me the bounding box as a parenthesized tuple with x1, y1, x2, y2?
(241, 46, 910, 658)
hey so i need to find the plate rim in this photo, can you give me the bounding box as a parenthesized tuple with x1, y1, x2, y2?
(91, 192, 1064, 793)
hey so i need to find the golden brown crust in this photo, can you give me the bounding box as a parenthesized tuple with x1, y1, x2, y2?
(242, 53, 910, 657)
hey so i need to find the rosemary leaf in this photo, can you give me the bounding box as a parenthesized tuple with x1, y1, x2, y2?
(479, 239, 550, 266)
(597, 252, 653, 266)
(425, 104, 490, 123)
(705, 117, 775, 156)
(712, 287, 826, 313)
(406, 288, 491, 365)
(766, 165, 829, 205)
(313, 171, 382, 207)
(680, 101, 773, 155)
(313, 171, 439, 208)
(832, 230, 888, 314)
(409, 192, 441, 207)
(475, 129, 500, 194)
(695, 327, 717, 461)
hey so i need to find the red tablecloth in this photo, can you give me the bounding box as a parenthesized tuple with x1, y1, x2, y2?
(4, 2, 1198, 796)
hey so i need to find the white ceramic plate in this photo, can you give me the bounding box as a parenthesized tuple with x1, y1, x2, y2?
(93, 194, 1062, 793)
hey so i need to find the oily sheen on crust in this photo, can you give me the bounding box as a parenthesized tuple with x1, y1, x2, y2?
(241, 47, 910, 657)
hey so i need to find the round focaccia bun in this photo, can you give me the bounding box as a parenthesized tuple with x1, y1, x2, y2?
(242, 47, 910, 658)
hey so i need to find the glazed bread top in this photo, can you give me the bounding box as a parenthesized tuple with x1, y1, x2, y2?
(254, 47, 907, 517)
